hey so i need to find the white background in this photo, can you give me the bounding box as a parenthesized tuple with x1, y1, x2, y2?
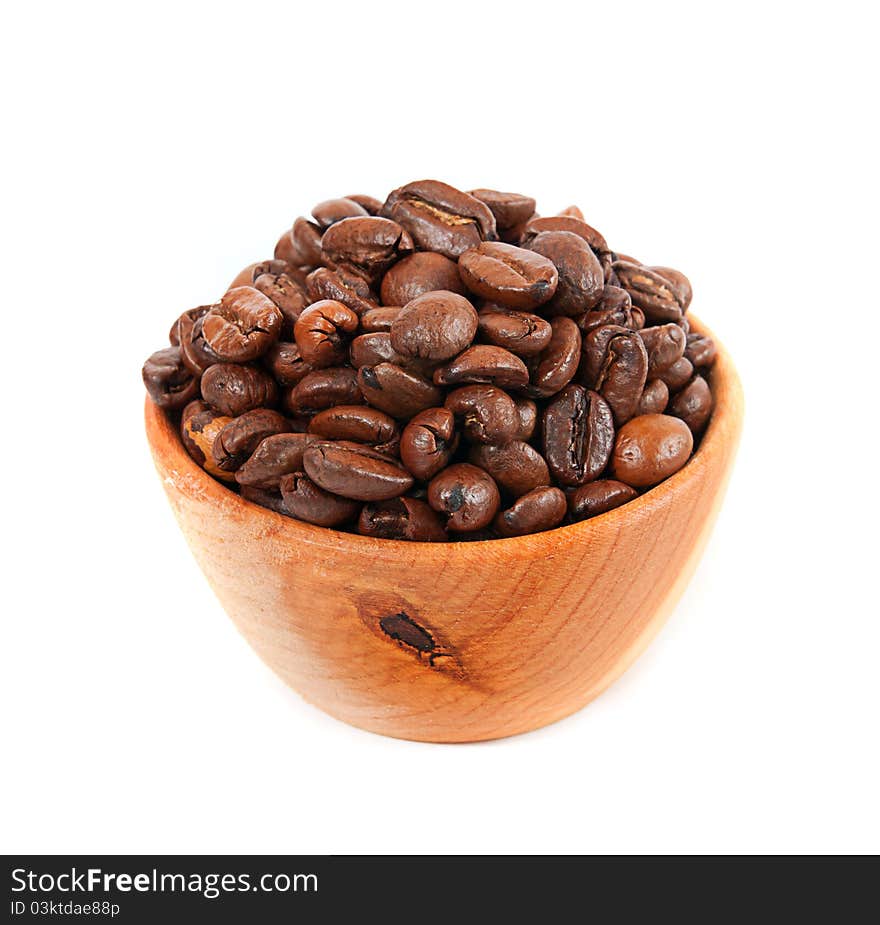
(2, 1, 877, 854)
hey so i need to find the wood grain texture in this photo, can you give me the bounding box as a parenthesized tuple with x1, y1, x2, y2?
(145, 316, 743, 742)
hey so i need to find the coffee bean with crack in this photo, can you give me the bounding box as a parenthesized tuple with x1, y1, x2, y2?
(444, 385, 518, 445)
(494, 486, 567, 538)
(542, 385, 615, 486)
(211, 408, 291, 471)
(458, 241, 558, 309)
(279, 472, 361, 527)
(390, 291, 478, 363)
(477, 305, 553, 357)
(173, 305, 209, 351)
(382, 179, 497, 259)
(264, 341, 313, 388)
(568, 480, 638, 521)
(285, 367, 364, 415)
(303, 441, 414, 501)
(179, 400, 235, 481)
(580, 324, 630, 387)
(613, 261, 684, 323)
(524, 316, 582, 398)
(427, 463, 500, 532)
(526, 230, 604, 314)
(305, 266, 377, 317)
(469, 440, 551, 498)
(201, 363, 278, 417)
(294, 300, 360, 369)
(320, 216, 413, 284)
(358, 498, 448, 542)
(380, 252, 467, 305)
(252, 271, 310, 337)
(356, 363, 443, 419)
(308, 405, 400, 456)
(595, 330, 648, 426)
(649, 265, 692, 311)
(180, 313, 221, 375)
(201, 287, 283, 363)
(400, 407, 460, 481)
(433, 345, 529, 389)
(228, 259, 293, 290)
(142, 346, 200, 410)
(234, 432, 321, 489)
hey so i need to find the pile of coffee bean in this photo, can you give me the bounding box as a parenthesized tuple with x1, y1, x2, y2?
(143, 180, 716, 541)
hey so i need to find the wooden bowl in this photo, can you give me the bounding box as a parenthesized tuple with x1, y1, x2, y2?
(145, 316, 742, 742)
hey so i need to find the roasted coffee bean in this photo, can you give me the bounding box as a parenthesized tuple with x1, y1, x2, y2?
(525, 316, 581, 398)
(201, 362, 277, 417)
(613, 261, 684, 323)
(291, 216, 324, 267)
(349, 331, 406, 369)
(358, 497, 448, 542)
(235, 433, 321, 489)
(527, 231, 604, 314)
(399, 408, 459, 481)
(360, 306, 401, 333)
(657, 356, 694, 392)
(303, 441, 413, 501)
(279, 472, 360, 527)
(494, 487, 566, 538)
(180, 313, 221, 375)
(577, 285, 640, 334)
(240, 485, 289, 515)
(685, 332, 717, 369)
(445, 385, 518, 445)
(320, 216, 413, 284)
(274, 229, 300, 267)
(174, 305, 209, 351)
(211, 408, 291, 471)
(180, 400, 235, 480)
(390, 291, 478, 363)
(380, 252, 466, 305)
(229, 259, 291, 290)
(668, 375, 713, 434)
(469, 440, 550, 498)
(357, 363, 442, 418)
(469, 189, 536, 231)
(521, 215, 609, 259)
(201, 287, 282, 363)
(558, 205, 584, 220)
(543, 385, 614, 486)
(427, 463, 500, 532)
(568, 480, 638, 521)
(309, 405, 399, 455)
(650, 266, 692, 310)
(611, 414, 693, 488)
(285, 367, 363, 415)
(477, 305, 553, 357)
(580, 324, 629, 387)
(382, 179, 497, 259)
(294, 300, 359, 368)
(639, 323, 687, 374)
(595, 331, 649, 425)
(513, 397, 538, 440)
(345, 193, 384, 215)
(637, 378, 670, 415)
(433, 345, 529, 389)
(458, 242, 558, 309)
(311, 197, 369, 228)
(253, 271, 310, 337)
(142, 347, 199, 410)
(306, 266, 376, 316)
(264, 341, 312, 387)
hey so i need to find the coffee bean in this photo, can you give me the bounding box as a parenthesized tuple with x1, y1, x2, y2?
(595, 330, 649, 425)
(513, 397, 538, 441)
(577, 286, 641, 334)
(568, 480, 638, 520)
(685, 332, 717, 369)
(344, 193, 384, 215)
(285, 367, 363, 415)
(201, 362, 278, 417)
(668, 375, 713, 434)
(254, 271, 310, 337)
(358, 497, 448, 542)
(400, 408, 459, 481)
(263, 341, 312, 388)
(427, 463, 500, 532)
(477, 305, 553, 357)
(521, 215, 609, 261)
(180, 313, 221, 375)
(235, 433, 321, 489)
(308, 405, 399, 455)
(611, 414, 693, 488)
(380, 252, 466, 305)
(357, 363, 443, 418)
(240, 484, 289, 515)
(274, 229, 300, 267)
(201, 287, 283, 363)
(494, 487, 567, 537)
(433, 345, 529, 389)
(469, 440, 550, 497)
(180, 400, 235, 480)
(382, 179, 497, 259)
(360, 306, 402, 333)
(294, 300, 359, 368)
(525, 316, 581, 398)
(469, 189, 536, 232)
(444, 385, 518, 445)
(557, 205, 584, 220)
(656, 356, 694, 392)
(639, 323, 687, 375)
(458, 242, 558, 309)
(279, 472, 361, 527)
(527, 231, 604, 315)
(229, 259, 293, 290)
(581, 324, 629, 387)
(142, 346, 199, 410)
(349, 332, 406, 369)
(304, 441, 413, 501)
(613, 261, 684, 323)
(306, 266, 376, 316)
(321, 215, 413, 284)
(390, 291, 478, 362)
(311, 197, 369, 229)
(291, 216, 324, 266)
(211, 408, 291, 471)
(637, 378, 670, 415)
(174, 306, 209, 353)
(649, 266, 692, 310)
(543, 385, 614, 486)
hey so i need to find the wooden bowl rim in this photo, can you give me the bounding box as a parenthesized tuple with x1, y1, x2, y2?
(145, 314, 743, 562)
